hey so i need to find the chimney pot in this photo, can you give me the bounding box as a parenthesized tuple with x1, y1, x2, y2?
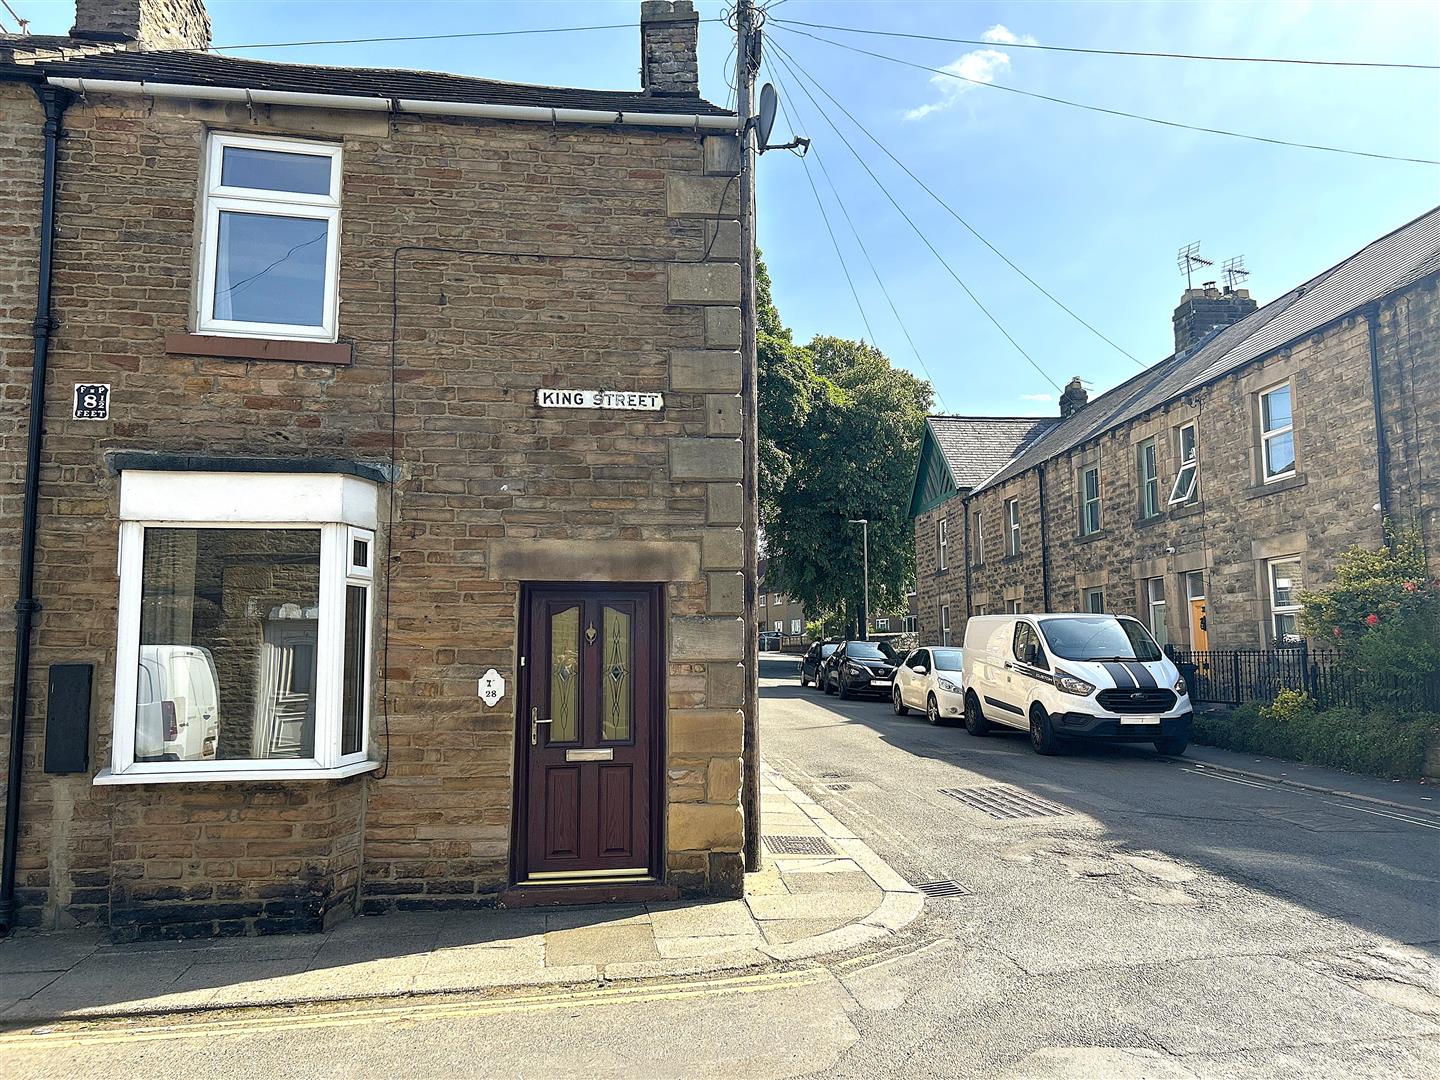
(72, 0, 211, 50)
(1173, 281, 1259, 356)
(640, 1, 699, 96)
(1059, 377, 1088, 419)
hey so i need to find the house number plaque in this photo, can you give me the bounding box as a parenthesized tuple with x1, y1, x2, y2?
(478, 668, 505, 708)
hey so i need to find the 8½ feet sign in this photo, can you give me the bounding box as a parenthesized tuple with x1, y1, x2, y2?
(72, 384, 110, 420)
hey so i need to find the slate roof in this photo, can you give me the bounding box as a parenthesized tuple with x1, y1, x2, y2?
(16, 48, 732, 116)
(973, 205, 1440, 496)
(927, 415, 1057, 489)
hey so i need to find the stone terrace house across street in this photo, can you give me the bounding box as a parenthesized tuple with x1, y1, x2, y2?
(908, 209, 1440, 653)
(0, 0, 757, 939)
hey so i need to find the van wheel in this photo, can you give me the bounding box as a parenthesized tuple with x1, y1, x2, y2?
(1029, 706, 1058, 755)
(1155, 736, 1189, 757)
(892, 686, 909, 716)
(926, 694, 944, 726)
(964, 692, 991, 736)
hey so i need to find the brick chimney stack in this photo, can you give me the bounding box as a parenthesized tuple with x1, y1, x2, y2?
(1173, 283, 1258, 356)
(72, 0, 211, 51)
(1059, 377, 1088, 419)
(640, 1, 700, 96)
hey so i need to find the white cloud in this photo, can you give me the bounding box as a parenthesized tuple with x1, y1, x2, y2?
(1019, 393, 1053, 403)
(905, 25, 1037, 122)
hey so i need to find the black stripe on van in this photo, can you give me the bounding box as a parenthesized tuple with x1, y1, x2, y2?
(1124, 662, 1158, 688)
(984, 695, 1025, 715)
(1102, 662, 1135, 688)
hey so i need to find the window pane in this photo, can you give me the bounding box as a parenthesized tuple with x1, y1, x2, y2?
(1265, 430, 1296, 476)
(549, 607, 579, 742)
(1262, 386, 1292, 431)
(1179, 425, 1197, 462)
(221, 145, 332, 195)
(137, 528, 320, 762)
(1275, 612, 1300, 643)
(213, 211, 329, 327)
(341, 584, 367, 756)
(1271, 559, 1302, 606)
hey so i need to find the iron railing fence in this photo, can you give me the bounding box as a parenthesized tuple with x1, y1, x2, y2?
(1165, 644, 1440, 712)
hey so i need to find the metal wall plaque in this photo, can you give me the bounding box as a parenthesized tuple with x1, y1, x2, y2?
(565, 748, 614, 762)
(535, 389, 663, 411)
(478, 668, 505, 708)
(72, 383, 110, 420)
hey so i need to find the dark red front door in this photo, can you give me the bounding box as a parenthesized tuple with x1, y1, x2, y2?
(517, 585, 660, 883)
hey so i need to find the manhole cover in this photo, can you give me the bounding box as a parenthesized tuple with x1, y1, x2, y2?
(940, 785, 1075, 820)
(915, 878, 969, 898)
(825, 783, 853, 792)
(762, 834, 835, 856)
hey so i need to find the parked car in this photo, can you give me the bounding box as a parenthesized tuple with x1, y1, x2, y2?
(961, 613, 1191, 756)
(799, 640, 840, 688)
(823, 640, 899, 700)
(892, 646, 965, 725)
(134, 644, 221, 762)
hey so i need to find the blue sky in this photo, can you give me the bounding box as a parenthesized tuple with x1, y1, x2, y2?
(21, 0, 1440, 414)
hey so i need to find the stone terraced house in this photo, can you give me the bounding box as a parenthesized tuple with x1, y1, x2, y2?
(0, 0, 757, 939)
(911, 209, 1440, 653)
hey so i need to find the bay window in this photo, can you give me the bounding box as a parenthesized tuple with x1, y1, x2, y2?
(100, 470, 379, 784)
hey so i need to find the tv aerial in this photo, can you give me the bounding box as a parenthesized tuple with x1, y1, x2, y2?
(1177, 242, 1214, 291)
(752, 83, 809, 156)
(1222, 256, 1250, 290)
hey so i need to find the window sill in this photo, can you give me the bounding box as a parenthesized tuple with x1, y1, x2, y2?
(1135, 513, 1165, 530)
(1168, 500, 1204, 520)
(1247, 473, 1307, 499)
(1002, 553, 1023, 564)
(93, 758, 380, 786)
(1073, 529, 1108, 546)
(165, 332, 353, 366)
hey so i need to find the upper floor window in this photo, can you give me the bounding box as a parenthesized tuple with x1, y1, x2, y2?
(937, 518, 948, 571)
(1258, 382, 1296, 482)
(971, 510, 984, 566)
(1079, 466, 1102, 535)
(1005, 497, 1021, 557)
(1169, 422, 1199, 505)
(199, 133, 343, 342)
(876, 618, 891, 631)
(758, 593, 767, 608)
(1137, 438, 1160, 518)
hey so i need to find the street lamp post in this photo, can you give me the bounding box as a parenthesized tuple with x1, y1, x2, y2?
(848, 518, 869, 642)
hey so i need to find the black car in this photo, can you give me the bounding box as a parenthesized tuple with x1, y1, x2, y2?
(822, 640, 899, 700)
(799, 641, 840, 688)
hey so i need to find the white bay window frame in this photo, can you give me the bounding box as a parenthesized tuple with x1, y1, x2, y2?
(197, 132, 343, 342)
(98, 471, 379, 785)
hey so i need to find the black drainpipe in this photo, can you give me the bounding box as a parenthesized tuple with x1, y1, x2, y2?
(961, 495, 973, 619)
(1364, 302, 1391, 543)
(1, 85, 69, 934)
(1037, 464, 1052, 610)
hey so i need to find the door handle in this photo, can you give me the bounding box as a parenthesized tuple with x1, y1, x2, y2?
(530, 707, 553, 746)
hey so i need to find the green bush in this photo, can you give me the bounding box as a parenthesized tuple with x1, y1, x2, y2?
(1194, 703, 1440, 780)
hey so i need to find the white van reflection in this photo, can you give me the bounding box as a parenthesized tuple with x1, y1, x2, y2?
(135, 645, 221, 762)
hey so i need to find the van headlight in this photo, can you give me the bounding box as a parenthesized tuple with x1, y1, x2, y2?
(1054, 671, 1095, 696)
(1174, 675, 1189, 697)
(938, 678, 961, 694)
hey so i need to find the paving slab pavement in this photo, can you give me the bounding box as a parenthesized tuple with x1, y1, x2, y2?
(0, 761, 923, 1023)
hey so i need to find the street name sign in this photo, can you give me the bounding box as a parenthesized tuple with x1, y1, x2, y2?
(535, 388, 664, 411)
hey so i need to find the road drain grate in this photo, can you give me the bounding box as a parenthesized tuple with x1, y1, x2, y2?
(762, 834, 835, 856)
(915, 878, 969, 898)
(940, 785, 1075, 820)
(824, 783, 853, 792)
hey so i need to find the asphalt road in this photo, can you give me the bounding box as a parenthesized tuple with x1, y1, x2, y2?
(7, 656, 1439, 1078)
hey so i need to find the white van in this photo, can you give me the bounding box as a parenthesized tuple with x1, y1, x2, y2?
(135, 645, 221, 762)
(961, 613, 1191, 756)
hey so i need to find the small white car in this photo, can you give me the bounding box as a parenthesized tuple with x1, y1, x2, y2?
(961, 613, 1192, 756)
(892, 646, 965, 726)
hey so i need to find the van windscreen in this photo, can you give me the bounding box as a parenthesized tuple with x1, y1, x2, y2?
(1038, 618, 1162, 662)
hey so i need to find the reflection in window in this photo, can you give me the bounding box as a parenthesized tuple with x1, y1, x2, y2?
(137, 528, 320, 762)
(550, 606, 579, 742)
(341, 584, 367, 756)
(601, 607, 632, 741)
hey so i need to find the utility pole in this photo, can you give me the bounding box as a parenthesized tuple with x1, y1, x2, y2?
(736, 0, 762, 873)
(849, 519, 869, 642)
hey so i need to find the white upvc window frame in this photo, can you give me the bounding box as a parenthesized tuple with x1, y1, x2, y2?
(940, 604, 952, 646)
(937, 517, 948, 571)
(1138, 437, 1160, 518)
(1079, 466, 1102, 535)
(197, 132, 343, 342)
(1168, 422, 1200, 506)
(98, 471, 380, 785)
(971, 510, 984, 566)
(1145, 576, 1168, 649)
(1083, 587, 1105, 614)
(1268, 555, 1305, 645)
(1258, 381, 1297, 483)
(1005, 497, 1021, 557)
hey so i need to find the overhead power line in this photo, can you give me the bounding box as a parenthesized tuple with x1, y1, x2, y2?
(772, 39, 1143, 367)
(768, 61, 948, 409)
(770, 46, 1063, 392)
(210, 20, 724, 53)
(770, 17, 1440, 71)
(770, 26, 1440, 166)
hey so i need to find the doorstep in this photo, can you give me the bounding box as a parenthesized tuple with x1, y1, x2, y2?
(0, 761, 922, 1023)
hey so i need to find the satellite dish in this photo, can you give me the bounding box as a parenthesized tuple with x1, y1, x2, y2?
(755, 83, 777, 149)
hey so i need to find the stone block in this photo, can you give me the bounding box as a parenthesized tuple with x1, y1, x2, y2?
(702, 221, 740, 261)
(704, 306, 741, 348)
(670, 617, 744, 661)
(670, 349, 741, 393)
(701, 528, 744, 569)
(668, 262, 741, 306)
(707, 571, 745, 615)
(668, 708, 743, 755)
(671, 438, 742, 482)
(667, 803, 743, 853)
(707, 662, 745, 707)
(706, 394, 743, 436)
(703, 135, 742, 176)
(707, 483, 743, 525)
(666, 175, 740, 218)
(706, 756, 743, 803)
